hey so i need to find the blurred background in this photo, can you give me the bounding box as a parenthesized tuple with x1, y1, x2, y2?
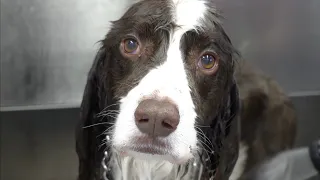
(0, 0, 319, 179)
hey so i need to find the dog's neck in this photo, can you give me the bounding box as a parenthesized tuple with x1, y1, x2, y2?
(110, 153, 204, 180)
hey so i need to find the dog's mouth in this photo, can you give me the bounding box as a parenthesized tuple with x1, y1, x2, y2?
(130, 145, 166, 155)
(117, 136, 171, 155)
(113, 135, 194, 164)
(112, 132, 196, 164)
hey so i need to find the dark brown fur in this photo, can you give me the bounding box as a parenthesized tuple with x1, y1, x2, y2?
(235, 60, 297, 179)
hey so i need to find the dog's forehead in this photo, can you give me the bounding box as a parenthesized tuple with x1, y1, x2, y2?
(171, 0, 207, 28)
(125, 0, 209, 30)
(163, 0, 207, 67)
(117, 0, 212, 61)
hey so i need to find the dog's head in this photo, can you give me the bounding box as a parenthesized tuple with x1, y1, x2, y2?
(76, 0, 238, 178)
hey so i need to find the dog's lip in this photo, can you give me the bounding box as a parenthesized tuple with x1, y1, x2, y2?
(120, 136, 171, 155)
(130, 146, 166, 155)
(114, 136, 194, 164)
(135, 136, 169, 147)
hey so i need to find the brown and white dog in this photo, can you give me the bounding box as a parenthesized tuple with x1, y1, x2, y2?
(75, 0, 297, 180)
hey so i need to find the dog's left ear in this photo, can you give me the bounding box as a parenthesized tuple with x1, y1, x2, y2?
(75, 47, 113, 180)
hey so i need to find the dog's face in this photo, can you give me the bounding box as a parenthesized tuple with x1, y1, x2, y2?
(99, 0, 235, 164)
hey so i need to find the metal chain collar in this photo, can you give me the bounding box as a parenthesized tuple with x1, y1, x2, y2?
(101, 135, 111, 180)
(102, 150, 110, 180)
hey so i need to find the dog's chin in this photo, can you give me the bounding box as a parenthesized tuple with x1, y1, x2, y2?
(125, 150, 192, 164)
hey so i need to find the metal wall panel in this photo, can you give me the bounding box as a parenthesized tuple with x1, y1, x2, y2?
(1, 0, 320, 108)
(0, 0, 130, 108)
(216, 0, 320, 95)
(0, 108, 79, 180)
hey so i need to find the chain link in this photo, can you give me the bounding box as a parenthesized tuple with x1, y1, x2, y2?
(101, 150, 109, 180)
(101, 135, 111, 180)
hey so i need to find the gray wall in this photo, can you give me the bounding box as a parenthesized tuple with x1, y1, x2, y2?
(0, 0, 130, 109)
(1, 0, 320, 109)
(216, 0, 320, 95)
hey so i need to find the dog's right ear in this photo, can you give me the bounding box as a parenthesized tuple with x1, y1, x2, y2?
(75, 47, 112, 180)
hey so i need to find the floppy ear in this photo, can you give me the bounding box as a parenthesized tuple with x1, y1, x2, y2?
(75, 47, 113, 180)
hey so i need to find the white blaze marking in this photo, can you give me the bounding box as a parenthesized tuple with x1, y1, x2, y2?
(112, 1, 208, 179)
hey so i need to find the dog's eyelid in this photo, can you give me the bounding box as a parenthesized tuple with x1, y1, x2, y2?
(122, 34, 140, 42)
(200, 48, 218, 55)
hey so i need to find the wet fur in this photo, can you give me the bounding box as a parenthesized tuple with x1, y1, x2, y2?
(75, 0, 297, 179)
(235, 61, 297, 178)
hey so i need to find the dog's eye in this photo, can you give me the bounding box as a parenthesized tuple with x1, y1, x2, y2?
(123, 38, 139, 54)
(200, 54, 216, 69)
(198, 53, 219, 74)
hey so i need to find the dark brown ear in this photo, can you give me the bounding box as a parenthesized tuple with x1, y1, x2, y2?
(75, 48, 112, 180)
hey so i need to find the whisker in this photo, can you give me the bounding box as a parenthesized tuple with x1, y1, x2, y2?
(102, 126, 115, 135)
(97, 125, 115, 138)
(97, 109, 120, 116)
(195, 126, 214, 150)
(99, 113, 118, 119)
(99, 134, 114, 151)
(115, 82, 134, 88)
(96, 103, 120, 116)
(197, 135, 214, 153)
(83, 122, 115, 129)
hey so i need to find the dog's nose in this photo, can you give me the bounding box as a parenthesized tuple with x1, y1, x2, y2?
(134, 99, 180, 137)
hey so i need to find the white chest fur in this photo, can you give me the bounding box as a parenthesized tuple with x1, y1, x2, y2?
(229, 142, 248, 180)
(110, 155, 203, 180)
(110, 142, 247, 180)
(113, 157, 175, 180)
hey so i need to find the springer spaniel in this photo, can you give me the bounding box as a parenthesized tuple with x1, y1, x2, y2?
(75, 0, 297, 180)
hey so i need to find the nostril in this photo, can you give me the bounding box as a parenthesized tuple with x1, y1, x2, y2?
(161, 121, 174, 129)
(134, 108, 149, 124)
(138, 118, 149, 123)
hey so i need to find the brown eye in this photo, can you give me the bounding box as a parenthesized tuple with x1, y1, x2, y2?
(123, 38, 139, 54)
(198, 53, 219, 73)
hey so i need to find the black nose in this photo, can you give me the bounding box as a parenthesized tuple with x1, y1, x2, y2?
(134, 99, 180, 137)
